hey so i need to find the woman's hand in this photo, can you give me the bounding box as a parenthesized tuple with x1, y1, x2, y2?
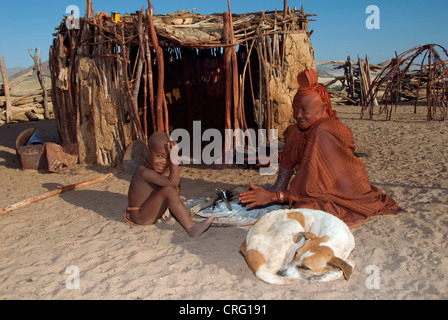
(238, 182, 276, 208)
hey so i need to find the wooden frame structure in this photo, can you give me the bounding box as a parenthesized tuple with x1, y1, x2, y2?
(49, 0, 316, 165)
(362, 44, 448, 121)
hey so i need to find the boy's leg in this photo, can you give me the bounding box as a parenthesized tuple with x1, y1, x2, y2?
(157, 186, 214, 237)
(133, 186, 214, 237)
(129, 188, 169, 225)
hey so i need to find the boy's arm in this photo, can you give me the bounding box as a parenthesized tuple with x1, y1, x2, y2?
(139, 166, 178, 188)
(168, 162, 180, 186)
(167, 141, 180, 186)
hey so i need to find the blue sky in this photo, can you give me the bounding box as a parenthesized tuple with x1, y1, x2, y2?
(1, 0, 447, 68)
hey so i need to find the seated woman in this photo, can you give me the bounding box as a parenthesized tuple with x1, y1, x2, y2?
(239, 69, 403, 228)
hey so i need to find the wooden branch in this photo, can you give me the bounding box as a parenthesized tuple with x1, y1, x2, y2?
(11, 91, 52, 106)
(148, 0, 166, 132)
(181, 48, 193, 135)
(28, 48, 50, 119)
(0, 57, 12, 123)
(120, 25, 142, 138)
(142, 47, 148, 143)
(223, 12, 233, 165)
(239, 38, 256, 136)
(85, 0, 90, 19)
(144, 9, 155, 139)
(0, 170, 121, 215)
(132, 9, 145, 106)
(223, 12, 232, 133)
(10, 88, 47, 97)
(316, 60, 348, 66)
(0, 68, 34, 95)
(227, 1, 242, 136)
(322, 76, 345, 87)
(162, 94, 169, 135)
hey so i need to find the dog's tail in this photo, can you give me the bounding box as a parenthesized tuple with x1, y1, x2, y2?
(255, 268, 298, 285)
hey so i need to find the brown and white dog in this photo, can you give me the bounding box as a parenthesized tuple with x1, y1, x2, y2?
(240, 208, 355, 284)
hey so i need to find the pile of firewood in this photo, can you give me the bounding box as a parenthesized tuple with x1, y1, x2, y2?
(1, 87, 53, 122)
(318, 44, 448, 121)
(0, 49, 52, 124)
(317, 56, 383, 106)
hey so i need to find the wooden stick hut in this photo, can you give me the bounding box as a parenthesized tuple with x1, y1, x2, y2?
(362, 44, 448, 121)
(49, 0, 316, 165)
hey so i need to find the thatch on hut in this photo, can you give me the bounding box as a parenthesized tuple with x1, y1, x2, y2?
(49, 0, 316, 165)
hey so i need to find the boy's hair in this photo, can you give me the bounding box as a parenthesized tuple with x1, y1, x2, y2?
(148, 131, 170, 151)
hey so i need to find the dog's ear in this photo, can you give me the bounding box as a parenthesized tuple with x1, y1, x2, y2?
(328, 256, 353, 280)
(293, 232, 317, 243)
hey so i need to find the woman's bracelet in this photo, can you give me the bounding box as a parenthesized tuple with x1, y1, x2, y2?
(276, 191, 285, 203)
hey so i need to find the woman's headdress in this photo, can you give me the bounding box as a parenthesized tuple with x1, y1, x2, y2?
(297, 69, 337, 119)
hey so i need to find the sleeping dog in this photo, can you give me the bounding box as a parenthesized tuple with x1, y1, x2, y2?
(240, 208, 355, 284)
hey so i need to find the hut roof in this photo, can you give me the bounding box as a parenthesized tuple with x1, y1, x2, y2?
(154, 10, 314, 47)
(56, 7, 315, 48)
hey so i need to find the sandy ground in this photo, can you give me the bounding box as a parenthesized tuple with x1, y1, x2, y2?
(0, 104, 447, 300)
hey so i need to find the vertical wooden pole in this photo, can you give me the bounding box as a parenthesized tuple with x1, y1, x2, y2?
(283, 0, 288, 18)
(358, 56, 364, 106)
(29, 48, 50, 119)
(223, 13, 232, 133)
(181, 48, 193, 135)
(120, 26, 142, 138)
(147, 0, 166, 132)
(256, 25, 271, 142)
(89, 0, 95, 20)
(223, 12, 233, 165)
(227, 0, 241, 136)
(365, 55, 377, 107)
(281, 1, 288, 69)
(133, 9, 145, 108)
(426, 49, 433, 121)
(85, 0, 91, 19)
(144, 8, 155, 139)
(0, 57, 12, 123)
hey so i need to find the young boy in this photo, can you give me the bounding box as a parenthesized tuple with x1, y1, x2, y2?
(125, 131, 214, 237)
